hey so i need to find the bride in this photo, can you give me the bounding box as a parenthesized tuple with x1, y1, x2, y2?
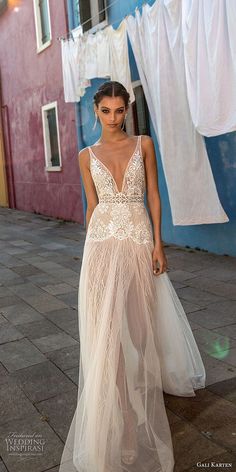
(59, 80, 206, 472)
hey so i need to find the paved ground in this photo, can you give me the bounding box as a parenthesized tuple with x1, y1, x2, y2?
(0, 207, 235, 472)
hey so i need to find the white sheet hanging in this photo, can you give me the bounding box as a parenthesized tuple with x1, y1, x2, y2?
(61, 22, 135, 104)
(61, 39, 90, 102)
(125, 1, 229, 226)
(182, 0, 236, 137)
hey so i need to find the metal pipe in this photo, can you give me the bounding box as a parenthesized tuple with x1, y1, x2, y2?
(0, 102, 16, 208)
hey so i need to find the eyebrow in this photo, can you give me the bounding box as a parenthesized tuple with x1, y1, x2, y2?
(100, 106, 125, 110)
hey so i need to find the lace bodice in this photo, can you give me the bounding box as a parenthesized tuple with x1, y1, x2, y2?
(86, 135, 154, 245)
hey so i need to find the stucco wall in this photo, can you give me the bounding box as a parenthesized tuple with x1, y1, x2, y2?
(0, 0, 83, 223)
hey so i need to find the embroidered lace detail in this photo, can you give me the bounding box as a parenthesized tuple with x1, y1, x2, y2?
(100, 194, 144, 204)
(87, 136, 154, 245)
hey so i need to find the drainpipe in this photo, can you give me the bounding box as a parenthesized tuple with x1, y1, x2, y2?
(1, 104, 16, 208)
(76, 102, 87, 226)
(0, 68, 16, 208)
(63, 0, 69, 33)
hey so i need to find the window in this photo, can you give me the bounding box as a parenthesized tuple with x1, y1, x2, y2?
(126, 81, 151, 136)
(33, 0, 52, 53)
(0, 0, 7, 15)
(77, 0, 108, 33)
(42, 102, 62, 171)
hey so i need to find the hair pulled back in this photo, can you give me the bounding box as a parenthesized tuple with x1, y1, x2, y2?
(93, 81, 130, 108)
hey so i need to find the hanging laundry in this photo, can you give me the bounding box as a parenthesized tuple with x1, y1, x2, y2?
(96, 29, 110, 78)
(84, 33, 97, 80)
(106, 20, 135, 103)
(84, 31, 109, 79)
(75, 36, 92, 95)
(60, 21, 134, 103)
(182, 0, 236, 137)
(61, 38, 90, 103)
(125, 0, 229, 226)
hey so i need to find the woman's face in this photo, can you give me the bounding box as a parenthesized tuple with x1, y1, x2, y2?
(94, 96, 128, 131)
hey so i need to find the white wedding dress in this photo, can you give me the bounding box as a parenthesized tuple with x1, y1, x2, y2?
(59, 135, 206, 472)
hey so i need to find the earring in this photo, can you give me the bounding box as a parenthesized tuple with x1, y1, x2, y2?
(92, 113, 98, 131)
(121, 114, 127, 130)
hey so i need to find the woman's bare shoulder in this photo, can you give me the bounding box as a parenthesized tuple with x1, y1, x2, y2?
(140, 134, 153, 145)
(140, 135, 154, 159)
(78, 146, 90, 157)
(77, 146, 91, 169)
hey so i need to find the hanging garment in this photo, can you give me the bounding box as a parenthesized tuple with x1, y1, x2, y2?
(107, 21, 135, 103)
(75, 36, 93, 97)
(125, 1, 229, 226)
(58, 135, 206, 472)
(84, 29, 110, 79)
(61, 38, 90, 103)
(61, 22, 135, 103)
(84, 33, 98, 80)
(97, 28, 110, 78)
(182, 0, 236, 137)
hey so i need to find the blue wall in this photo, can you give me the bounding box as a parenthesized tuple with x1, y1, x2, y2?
(68, 0, 236, 256)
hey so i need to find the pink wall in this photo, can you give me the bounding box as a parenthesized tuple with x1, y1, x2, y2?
(0, 0, 83, 223)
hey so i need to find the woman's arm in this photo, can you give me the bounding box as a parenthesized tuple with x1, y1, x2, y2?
(142, 135, 168, 276)
(78, 148, 98, 232)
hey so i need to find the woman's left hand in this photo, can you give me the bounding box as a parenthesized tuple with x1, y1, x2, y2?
(152, 244, 168, 276)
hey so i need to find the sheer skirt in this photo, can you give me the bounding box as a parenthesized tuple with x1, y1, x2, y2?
(58, 236, 205, 472)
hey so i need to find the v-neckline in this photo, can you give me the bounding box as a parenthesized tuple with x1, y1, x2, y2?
(89, 136, 139, 194)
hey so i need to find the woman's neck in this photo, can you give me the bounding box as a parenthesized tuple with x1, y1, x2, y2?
(98, 129, 128, 144)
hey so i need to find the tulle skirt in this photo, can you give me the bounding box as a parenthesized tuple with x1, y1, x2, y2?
(58, 237, 206, 472)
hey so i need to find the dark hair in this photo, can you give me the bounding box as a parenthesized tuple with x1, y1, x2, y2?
(93, 81, 130, 108)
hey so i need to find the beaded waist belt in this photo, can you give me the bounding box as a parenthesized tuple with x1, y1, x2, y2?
(99, 194, 144, 204)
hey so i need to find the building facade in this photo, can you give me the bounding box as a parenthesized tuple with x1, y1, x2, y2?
(67, 0, 236, 257)
(0, 0, 235, 256)
(0, 0, 82, 222)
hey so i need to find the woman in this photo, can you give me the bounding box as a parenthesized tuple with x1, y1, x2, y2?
(59, 81, 206, 472)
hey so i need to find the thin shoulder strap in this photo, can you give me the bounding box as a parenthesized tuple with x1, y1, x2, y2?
(88, 143, 99, 157)
(87, 146, 93, 166)
(87, 145, 93, 157)
(138, 135, 142, 155)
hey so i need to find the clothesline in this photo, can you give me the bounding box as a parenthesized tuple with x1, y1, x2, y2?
(57, 1, 148, 41)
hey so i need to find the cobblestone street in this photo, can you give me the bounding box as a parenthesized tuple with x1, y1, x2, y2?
(0, 207, 235, 472)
